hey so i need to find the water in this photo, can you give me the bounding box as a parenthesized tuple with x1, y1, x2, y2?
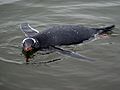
(0, 0, 120, 90)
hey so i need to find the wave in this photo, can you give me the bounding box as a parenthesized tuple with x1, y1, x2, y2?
(15, 0, 120, 9)
(47, 14, 111, 21)
(0, 0, 21, 5)
(0, 57, 24, 64)
(49, 1, 120, 9)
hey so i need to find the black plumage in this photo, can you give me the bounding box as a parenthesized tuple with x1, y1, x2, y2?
(21, 24, 115, 62)
(33, 25, 97, 49)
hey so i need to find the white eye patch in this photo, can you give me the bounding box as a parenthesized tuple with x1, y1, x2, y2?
(22, 38, 36, 45)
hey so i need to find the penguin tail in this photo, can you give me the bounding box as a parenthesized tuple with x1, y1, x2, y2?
(96, 24, 115, 34)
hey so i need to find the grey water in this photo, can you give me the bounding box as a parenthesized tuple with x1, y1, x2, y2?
(0, 0, 120, 90)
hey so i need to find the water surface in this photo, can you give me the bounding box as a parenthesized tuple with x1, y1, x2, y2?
(0, 0, 120, 90)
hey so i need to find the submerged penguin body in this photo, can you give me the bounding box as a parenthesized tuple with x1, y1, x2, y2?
(33, 25, 97, 49)
(20, 23, 115, 62)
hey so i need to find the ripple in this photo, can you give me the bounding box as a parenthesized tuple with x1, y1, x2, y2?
(0, 57, 23, 64)
(49, 1, 120, 9)
(16, 0, 120, 9)
(0, 0, 21, 5)
(47, 14, 111, 21)
(7, 36, 22, 43)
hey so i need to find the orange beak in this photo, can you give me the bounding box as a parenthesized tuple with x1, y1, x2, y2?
(24, 47, 33, 52)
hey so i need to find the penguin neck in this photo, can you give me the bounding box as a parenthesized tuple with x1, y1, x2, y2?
(33, 33, 50, 50)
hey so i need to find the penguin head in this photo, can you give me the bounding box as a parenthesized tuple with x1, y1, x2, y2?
(22, 38, 39, 62)
(22, 38, 35, 52)
(22, 38, 37, 51)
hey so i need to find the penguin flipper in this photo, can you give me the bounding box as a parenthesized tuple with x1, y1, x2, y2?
(50, 46, 95, 62)
(20, 23, 39, 37)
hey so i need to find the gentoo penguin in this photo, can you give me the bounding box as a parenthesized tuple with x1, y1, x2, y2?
(20, 23, 115, 63)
